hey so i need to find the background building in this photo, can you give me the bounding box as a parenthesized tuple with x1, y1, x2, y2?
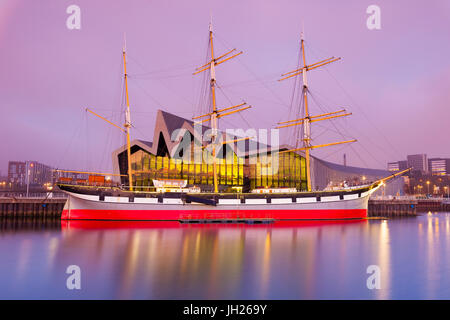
(112, 110, 402, 194)
(8, 161, 26, 185)
(407, 154, 428, 173)
(8, 161, 52, 187)
(113, 110, 307, 192)
(388, 155, 450, 177)
(428, 158, 450, 176)
(387, 160, 408, 172)
(387, 155, 450, 195)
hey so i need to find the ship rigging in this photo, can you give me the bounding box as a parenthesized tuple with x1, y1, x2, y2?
(276, 32, 356, 191)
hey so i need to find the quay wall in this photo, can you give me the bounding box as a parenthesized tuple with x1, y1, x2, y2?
(0, 196, 447, 219)
(368, 199, 417, 217)
(0, 198, 66, 218)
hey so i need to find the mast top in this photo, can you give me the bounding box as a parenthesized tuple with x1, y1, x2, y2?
(301, 22, 305, 41)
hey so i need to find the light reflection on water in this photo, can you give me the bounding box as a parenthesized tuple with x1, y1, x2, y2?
(1, 213, 450, 299)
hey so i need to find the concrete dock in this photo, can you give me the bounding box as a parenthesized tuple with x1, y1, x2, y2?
(441, 200, 450, 212)
(415, 198, 444, 212)
(0, 197, 66, 218)
(368, 198, 417, 217)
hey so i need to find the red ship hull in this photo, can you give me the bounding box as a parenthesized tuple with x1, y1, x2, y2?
(58, 183, 380, 221)
(61, 208, 367, 220)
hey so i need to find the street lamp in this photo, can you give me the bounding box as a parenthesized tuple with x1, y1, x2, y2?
(426, 180, 430, 196)
(445, 186, 449, 199)
(26, 162, 34, 198)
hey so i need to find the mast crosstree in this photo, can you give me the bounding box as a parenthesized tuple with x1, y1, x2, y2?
(277, 32, 356, 191)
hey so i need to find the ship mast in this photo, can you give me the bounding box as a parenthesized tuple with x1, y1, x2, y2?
(123, 42, 134, 191)
(277, 32, 356, 191)
(209, 23, 219, 194)
(300, 32, 312, 192)
(193, 22, 252, 193)
(82, 39, 134, 190)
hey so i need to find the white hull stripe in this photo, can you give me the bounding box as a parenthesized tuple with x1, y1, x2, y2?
(321, 196, 340, 202)
(271, 198, 292, 204)
(344, 194, 359, 200)
(67, 191, 372, 206)
(163, 198, 184, 204)
(133, 198, 159, 204)
(245, 199, 267, 205)
(105, 196, 129, 203)
(296, 197, 317, 203)
(218, 199, 240, 205)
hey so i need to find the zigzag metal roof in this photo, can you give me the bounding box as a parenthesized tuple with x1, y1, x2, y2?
(127, 109, 277, 158)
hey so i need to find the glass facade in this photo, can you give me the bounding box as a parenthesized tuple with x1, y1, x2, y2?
(129, 148, 244, 190)
(248, 152, 307, 190)
(125, 147, 307, 191)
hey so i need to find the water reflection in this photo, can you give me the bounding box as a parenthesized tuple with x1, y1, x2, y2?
(1, 214, 450, 299)
(376, 220, 390, 299)
(0, 216, 60, 232)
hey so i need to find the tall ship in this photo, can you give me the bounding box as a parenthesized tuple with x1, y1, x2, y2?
(57, 24, 409, 221)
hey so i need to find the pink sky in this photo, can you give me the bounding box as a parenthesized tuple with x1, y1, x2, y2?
(1, 0, 450, 175)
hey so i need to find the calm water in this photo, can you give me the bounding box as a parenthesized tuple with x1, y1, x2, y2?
(1, 213, 450, 300)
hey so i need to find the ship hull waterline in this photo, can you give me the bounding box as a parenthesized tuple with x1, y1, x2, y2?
(60, 187, 379, 221)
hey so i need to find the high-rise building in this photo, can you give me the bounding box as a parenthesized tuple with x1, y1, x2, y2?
(7, 161, 27, 185)
(407, 154, 428, 173)
(387, 162, 399, 172)
(387, 160, 408, 172)
(428, 158, 450, 176)
(8, 161, 53, 187)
